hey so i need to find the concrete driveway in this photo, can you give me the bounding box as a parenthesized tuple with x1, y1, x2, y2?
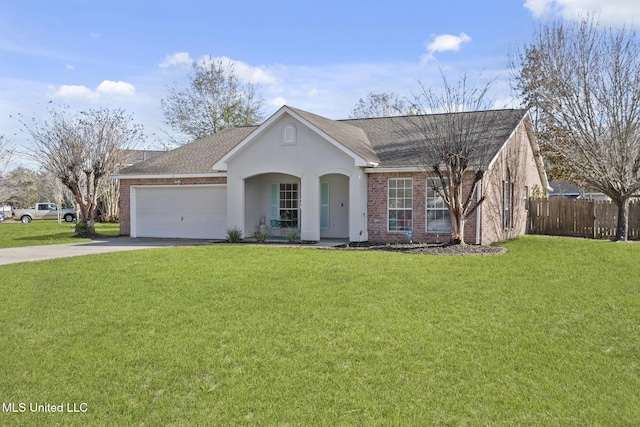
(0, 238, 347, 265)
(0, 238, 216, 266)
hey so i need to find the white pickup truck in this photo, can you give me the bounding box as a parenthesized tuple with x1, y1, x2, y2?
(11, 203, 77, 223)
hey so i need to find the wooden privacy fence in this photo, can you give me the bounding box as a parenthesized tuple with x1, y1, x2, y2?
(528, 198, 640, 240)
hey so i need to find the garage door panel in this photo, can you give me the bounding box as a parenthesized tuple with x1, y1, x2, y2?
(134, 186, 227, 239)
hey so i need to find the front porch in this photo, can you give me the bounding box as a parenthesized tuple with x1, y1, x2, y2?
(242, 172, 352, 241)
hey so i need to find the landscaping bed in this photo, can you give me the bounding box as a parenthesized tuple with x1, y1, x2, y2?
(340, 241, 508, 255)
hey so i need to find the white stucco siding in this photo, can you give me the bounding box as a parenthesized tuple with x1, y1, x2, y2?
(228, 115, 360, 175)
(225, 114, 368, 241)
(319, 174, 349, 238)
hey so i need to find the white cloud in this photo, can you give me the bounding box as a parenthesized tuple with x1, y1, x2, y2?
(159, 52, 193, 69)
(50, 84, 99, 101)
(307, 88, 319, 97)
(90, 32, 100, 39)
(66, 64, 74, 71)
(421, 33, 472, 64)
(50, 80, 136, 101)
(524, 0, 640, 25)
(524, 0, 554, 17)
(200, 55, 279, 85)
(96, 80, 136, 96)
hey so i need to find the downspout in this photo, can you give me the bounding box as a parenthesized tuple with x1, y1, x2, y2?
(475, 180, 482, 245)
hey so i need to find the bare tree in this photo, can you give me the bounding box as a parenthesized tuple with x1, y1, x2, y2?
(22, 107, 145, 232)
(399, 73, 501, 244)
(513, 19, 640, 241)
(0, 135, 15, 205)
(349, 92, 408, 119)
(97, 150, 139, 222)
(161, 57, 265, 141)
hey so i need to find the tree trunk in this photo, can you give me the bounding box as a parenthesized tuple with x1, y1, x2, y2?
(448, 205, 465, 245)
(456, 216, 466, 245)
(614, 197, 630, 241)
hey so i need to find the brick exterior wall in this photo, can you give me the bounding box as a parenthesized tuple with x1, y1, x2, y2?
(479, 123, 543, 245)
(118, 177, 226, 236)
(367, 172, 478, 244)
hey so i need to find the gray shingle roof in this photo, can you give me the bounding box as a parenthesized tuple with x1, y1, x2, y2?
(117, 149, 166, 167)
(117, 107, 527, 176)
(342, 109, 527, 169)
(118, 126, 257, 175)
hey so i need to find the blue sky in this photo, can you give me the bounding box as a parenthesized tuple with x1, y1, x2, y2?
(1, 0, 639, 160)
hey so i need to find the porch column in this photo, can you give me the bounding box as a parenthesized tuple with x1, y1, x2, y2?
(349, 171, 368, 242)
(300, 175, 320, 241)
(226, 174, 245, 237)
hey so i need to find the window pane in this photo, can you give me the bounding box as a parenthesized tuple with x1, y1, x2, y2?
(426, 177, 451, 233)
(427, 210, 451, 233)
(388, 178, 413, 232)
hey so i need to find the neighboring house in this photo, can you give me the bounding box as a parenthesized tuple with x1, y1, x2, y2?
(112, 106, 549, 245)
(548, 180, 610, 201)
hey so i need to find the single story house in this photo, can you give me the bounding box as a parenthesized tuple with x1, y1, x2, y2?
(548, 180, 610, 201)
(112, 106, 549, 244)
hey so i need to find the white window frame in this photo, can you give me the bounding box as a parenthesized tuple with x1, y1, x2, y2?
(388, 178, 413, 232)
(270, 182, 300, 229)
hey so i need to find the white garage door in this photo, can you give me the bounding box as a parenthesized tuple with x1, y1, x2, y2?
(133, 186, 227, 239)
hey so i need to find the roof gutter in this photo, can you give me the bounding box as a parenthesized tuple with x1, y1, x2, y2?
(364, 166, 422, 174)
(110, 172, 227, 180)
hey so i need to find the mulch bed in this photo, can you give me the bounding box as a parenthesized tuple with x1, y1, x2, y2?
(338, 242, 507, 256)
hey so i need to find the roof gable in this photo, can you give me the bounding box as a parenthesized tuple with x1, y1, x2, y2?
(212, 106, 380, 170)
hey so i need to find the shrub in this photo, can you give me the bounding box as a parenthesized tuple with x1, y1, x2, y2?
(287, 228, 299, 243)
(253, 227, 270, 243)
(98, 214, 120, 223)
(74, 221, 93, 236)
(226, 227, 243, 243)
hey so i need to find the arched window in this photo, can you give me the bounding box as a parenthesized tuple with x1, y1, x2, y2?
(283, 124, 297, 145)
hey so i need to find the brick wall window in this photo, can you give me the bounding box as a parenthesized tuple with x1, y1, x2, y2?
(426, 178, 451, 233)
(388, 178, 412, 231)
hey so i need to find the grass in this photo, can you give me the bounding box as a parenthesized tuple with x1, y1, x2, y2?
(0, 221, 120, 248)
(0, 236, 639, 425)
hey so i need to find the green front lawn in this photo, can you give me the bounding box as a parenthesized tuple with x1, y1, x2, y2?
(0, 221, 119, 248)
(0, 236, 639, 425)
